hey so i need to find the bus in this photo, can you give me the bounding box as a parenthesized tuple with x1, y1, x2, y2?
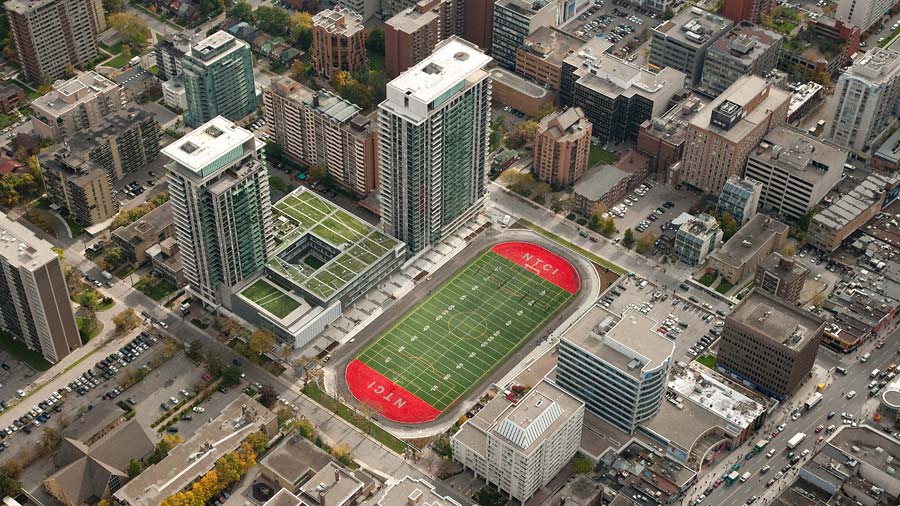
(804, 392, 822, 410)
(725, 471, 741, 485)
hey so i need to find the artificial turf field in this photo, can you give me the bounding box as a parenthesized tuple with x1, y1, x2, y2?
(347, 241, 579, 423)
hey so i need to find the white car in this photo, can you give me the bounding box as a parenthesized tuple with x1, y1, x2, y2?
(169, 396, 179, 405)
(846, 391, 856, 399)
(192, 406, 205, 413)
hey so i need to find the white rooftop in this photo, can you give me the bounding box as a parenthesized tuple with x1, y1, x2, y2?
(0, 212, 56, 270)
(669, 362, 766, 430)
(162, 116, 255, 174)
(385, 37, 490, 110)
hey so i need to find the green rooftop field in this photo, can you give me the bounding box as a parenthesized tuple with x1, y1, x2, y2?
(241, 279, 301, 319)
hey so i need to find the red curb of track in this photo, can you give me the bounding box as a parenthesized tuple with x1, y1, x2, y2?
(345, 359, 442, 424)
(491, 241, 581, 294)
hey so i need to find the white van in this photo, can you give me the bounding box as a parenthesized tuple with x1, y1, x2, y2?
(861, 352, 871, 362)
(871, 368, 881, 378)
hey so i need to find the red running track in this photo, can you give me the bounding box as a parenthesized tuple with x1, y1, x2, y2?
(345, 241, 580, 424)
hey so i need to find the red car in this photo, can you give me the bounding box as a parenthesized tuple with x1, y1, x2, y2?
(876, 341, 885, 349)
(815, 425, 824, 433)
(713, 479, 723, 488)
(771, 431, 779, 438)
(816, 436, 825, 444)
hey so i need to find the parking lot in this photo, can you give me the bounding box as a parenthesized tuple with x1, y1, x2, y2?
(600, 278, 724, 361)
(560, 0, 659, 61)
(0, 351, 41, 405)
(607, 182, 700, 241)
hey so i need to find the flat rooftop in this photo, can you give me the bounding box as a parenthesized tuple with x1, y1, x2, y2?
(653, 7, 731, 46)
(68, 105, 155, 153)
(114, 394, 275, 506)
(489, 68, 551, 99)
(728, 290, 824, 351)
(369, 477, 463, 506)
(690, 75, 790, 144)
(520, 26, 585, 68)
(268, 187, 401, 302)
(562, 306, 674, 379)
(162, 116, 256, 174)
(641, 392, 728, 454)
(312, 7, 364, 35)
(0, 211, 59, 270)
(708, 22, 781, 65)
(112, 202, 172, 244)
(710, 214, 788, 268)
(668, 362, 768, 430)
(33, 71, 120, 117)
(566, 39, 685, 102)
(826, 425, 900, 473)
(573, 164, 630, 200)
(189, 31, 246, 64)
(846, 47, 900, 83)
(758, 251, 808, 283)
(812, 174, 896, 231)
(298, 462, 363, 506)
(754, 126, 846, 182)
(385, 4, 439, 34)
(641, 93, 711, 144)
(387, 37, 491, 105)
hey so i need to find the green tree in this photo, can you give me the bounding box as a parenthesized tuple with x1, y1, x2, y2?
(206, 349, 223, 376)
(295, 419, 315, 439)
(248, 328, 276, 358)
(221, 365, 242, 387)
(108, 13, 150, 49)
(366, 28, 384, 54)
(0, 461, 22, 498)
(255, 6, 291, 36)
(622, 228, 635, 248)
(112, 308, 141, 332)
(289, 60, 308, 82)
(127, 459, 143, 478)
(635, 233, 657, 254)
(601, 217, 616, 238)
(246, 431, 269, 454)
(572, 454, 593, 474)
(717, 212, 738, 241)
(799, 208, 817, 231)
(186, 340, 204, 362)
(232, 0, 254, 22)
(258, 384, 278, 408)
(103, 0, 125, 13)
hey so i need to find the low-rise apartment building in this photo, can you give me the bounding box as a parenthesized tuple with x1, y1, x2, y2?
(674, 214, 723, 265)
(533, 107, 591, 188)
(66, 105, 160, 182)
(452, 379, 584, 503)
(807, 174, 900, 252)
(515, 26, 584, 91)
(112, 202, 175, 266)
(649, 7, 732, 85)
(263, 79, 379, 196)
(41, 148, 117, 227)
(754, 251, 808, 303)
(699, 22, 781, 97)
(31, 72, 125, 141)
(744, 126, 844, 220)
(716, 175, 762, 225)
(707, 214, 788, 284)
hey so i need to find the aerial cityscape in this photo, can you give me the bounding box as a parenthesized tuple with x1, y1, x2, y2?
(0, 0, 898, 504)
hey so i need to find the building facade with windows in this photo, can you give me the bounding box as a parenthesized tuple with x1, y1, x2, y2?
(31, 71, 125, 141)
(717, 290, 825, 399)
(835, 0, 894, 32)
(312, 8, 368, 79)
(673, 214, 723, 265)
(163, 116, 273, 308)
(754, 251, 808, 304)
(378, 37, 491, 254)
(66, 105, 161, 183)
(649, 7, 732, 86)
(0, 212, 81, 363)
(491, 0, 560, 69)
(263, 79, 379, 196)
(827, 48, 900, 153)
(716, 175, 762, 225)
(451, 380, 584, 503)
(699, 22, 781, 97)
(556, 306, 674, 434)
(4, 0, 102, 83)
(182, 31, 258, 128)
(533, 107, 591, 188)
(384, 0, 464, 78)
(41, 149, 117, 226)
(744, 126, 844, 220)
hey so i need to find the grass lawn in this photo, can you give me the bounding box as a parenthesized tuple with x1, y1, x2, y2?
(116, 265, 135, 278)
(588, 145, 618, 166)
(697, 355, 717, 369)
(715, 278, 734, 294)
(136, 278, 176, 301)
(519, 219, 626, 275)
(355, 247, 574, 411)
(100, 41, 123, 54)
(76, 317, 102, 341)
(882, 25, 900, 47)
(699, 272, 717, 286)
(0, 112, 18, 130)
(0, 329, 51, 370)
(241, 279, 300, 319)
(64, 216, 84, 238)
(5, 79, 42, 99)
(368, 53, 385, 72)
(304, 382, 407, 453)
(105, 52, 133, 69)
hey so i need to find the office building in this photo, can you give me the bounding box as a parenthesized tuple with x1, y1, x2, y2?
(636, 92, 709, 182)
(66, 105, 160, 182)
(708, 214, 788, 284)
(40, 148, 117, 226)
(754, 251, 808, 304)
(111, 202, 175, 266)
(0, 212, 81, 363)
(312, 8, 367, 79)
(674, 213, 722, 265)
(378, 37, 491, 254)
(744, 126, 844, 220)
(463, 0, 495, 50)
(573, 164, 633, 214)
(533, 107, 591, 188)
(556, 306, 673, 433)
(722, 0, 772, 23)
(680, 75, 790, 193)
(31, 71, 125, 141)
(561, 38, 685, 143)
(808, 174, 899, 253)
(716, 175, 762, 225)
(835, 0, 894, 32)
(182, 31, 258, 128)
(163, 116, 273, 308)
(372, 477, 464, 506)
(700, 23, 781, 96)
(4, 0, 101, 83)
(451, 380, 584, 503)
(384, 0, 463, 78)
(263, 79, 378, 196)
(515, 26, 584, 91)
(649, 7, 732, 86)
(827, 48, 900, 153)
(717, 290, 825, 399)
(492, 0, 561, 69)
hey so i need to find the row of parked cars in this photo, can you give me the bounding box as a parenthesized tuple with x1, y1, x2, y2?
(2, 390, 64, 442)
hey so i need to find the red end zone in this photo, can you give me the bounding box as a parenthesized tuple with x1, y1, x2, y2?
(345, 359, 441, 424)
(491, 241, 581, 294)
